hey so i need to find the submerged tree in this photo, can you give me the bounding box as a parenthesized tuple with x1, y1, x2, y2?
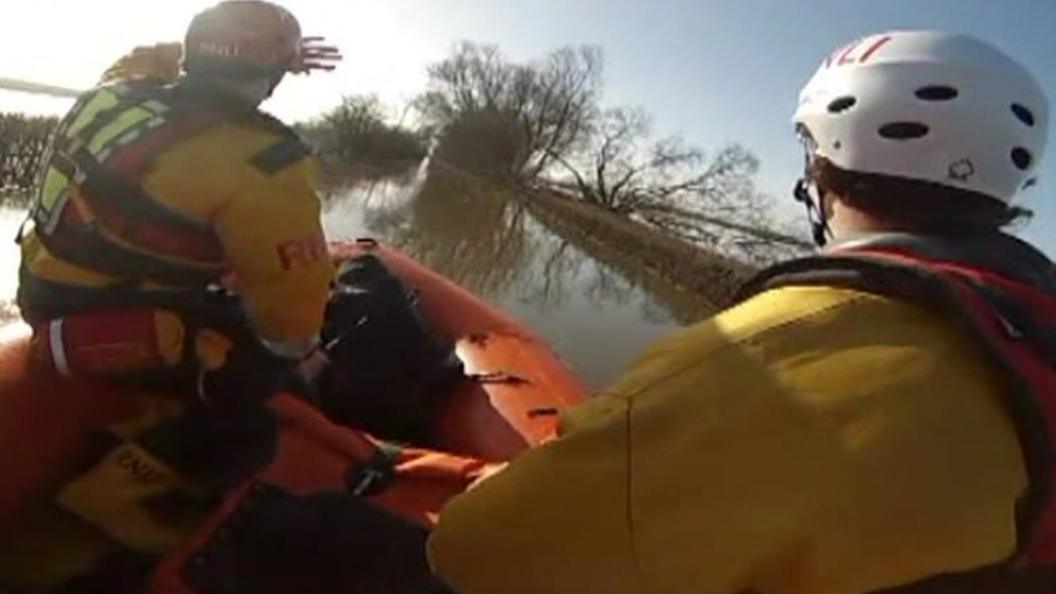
(549, 107, 810, 263)
(418, 42, 601, 181)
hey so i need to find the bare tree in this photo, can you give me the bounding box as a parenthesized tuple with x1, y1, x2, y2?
(637, 145, 810, 262)
(519, 46, 602, 180)
(417, 43, 510, 121)
(547, 107, 705, 214)
(548, 107, 810, 264)
(416, 43, 808, 264)
(417, 42, 601, 182)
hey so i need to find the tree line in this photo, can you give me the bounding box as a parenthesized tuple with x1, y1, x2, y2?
(294, 94, 427, 176)
(0, 113, 57, 202)
(0, 97, 427, 201)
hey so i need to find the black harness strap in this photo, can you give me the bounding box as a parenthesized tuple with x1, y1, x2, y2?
(69, 146, 214, 236)
(17, 267, 256, 345)
(33, 212, 221, 288)
(27, 83, 229, 288)
(248, 136, 312, 176)
(868, 561, 1056, 594)
(345, 441, 403, 497)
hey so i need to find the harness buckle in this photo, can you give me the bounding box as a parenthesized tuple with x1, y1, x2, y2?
(345, 441, 401, 497)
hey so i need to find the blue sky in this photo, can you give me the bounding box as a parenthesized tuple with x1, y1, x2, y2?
(3, 0, 1054, 253)
(417, 0, 1056, 252)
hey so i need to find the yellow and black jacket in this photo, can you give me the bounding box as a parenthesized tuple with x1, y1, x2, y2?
(1, 61, 334, 590)
(19, 77, 332, 359)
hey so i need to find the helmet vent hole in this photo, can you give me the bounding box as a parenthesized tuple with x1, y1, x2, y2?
(878, 122, 929, 140)
(1011, 104, 1036, 127)
(827, 96, 857, 114)
(1011, 147, 1033, 170)
(915, 86, 959, 101)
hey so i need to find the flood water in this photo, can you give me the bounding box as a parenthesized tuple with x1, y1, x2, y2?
(0, 164, 717, 389)
(323, 164, 716, 387)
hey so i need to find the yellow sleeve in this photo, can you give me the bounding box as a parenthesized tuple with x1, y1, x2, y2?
(428, 287, 1027, 594)
(213, 151, 332, 355)
(428, 394, 643, 594)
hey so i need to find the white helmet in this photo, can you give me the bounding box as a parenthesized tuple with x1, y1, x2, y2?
(794, 30, 1048, 204)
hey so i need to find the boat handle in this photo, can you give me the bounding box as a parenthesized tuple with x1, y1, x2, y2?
(469, 371, 529, 385)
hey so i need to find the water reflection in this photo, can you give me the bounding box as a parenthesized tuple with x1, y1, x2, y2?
(0, 208, 24, 321)
(366, 173, 539, 298)
(325, 166, 716, 387)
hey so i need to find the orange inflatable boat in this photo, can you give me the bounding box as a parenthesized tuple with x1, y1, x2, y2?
(0, 239, 589, 593)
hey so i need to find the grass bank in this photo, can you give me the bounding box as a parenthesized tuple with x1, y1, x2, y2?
(427, 160, 759, 313)
(520, 189, 757, 311)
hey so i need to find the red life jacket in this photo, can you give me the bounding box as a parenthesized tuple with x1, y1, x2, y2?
(25, 81, 230, 289)
(741, 233, 1056, 593)
(150, 393, 500, 594)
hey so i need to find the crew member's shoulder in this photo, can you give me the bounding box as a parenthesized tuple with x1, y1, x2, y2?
(716, 284, 903, 342)
(198, 110, 313, 176)
(674, 285, 910, 358)
(605, 285, 954, 398)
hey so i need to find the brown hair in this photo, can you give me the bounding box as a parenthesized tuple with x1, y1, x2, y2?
(811, 158, 1032, 232)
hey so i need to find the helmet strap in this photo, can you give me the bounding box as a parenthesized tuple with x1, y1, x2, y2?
(265, 71, 286, 97)
(794, 134, 832, 247)
(794, 178, 831, 247)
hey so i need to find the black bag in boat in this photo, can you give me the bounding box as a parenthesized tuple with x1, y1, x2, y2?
(317, 254, 464, 444)
(183, 484, 452, 594)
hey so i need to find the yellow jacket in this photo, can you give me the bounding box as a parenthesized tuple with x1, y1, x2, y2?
(428, 285, 1027, 594)
(20, 80, 332, 355)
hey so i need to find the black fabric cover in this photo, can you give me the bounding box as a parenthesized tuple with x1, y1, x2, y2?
(183, 484, 452, 594)
(318, 254, 464, 444)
